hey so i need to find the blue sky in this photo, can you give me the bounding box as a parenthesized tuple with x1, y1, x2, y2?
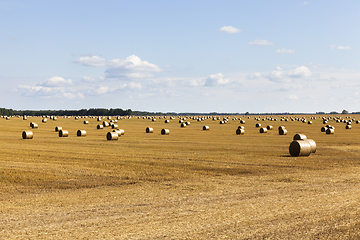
(1, 0, 359, 113)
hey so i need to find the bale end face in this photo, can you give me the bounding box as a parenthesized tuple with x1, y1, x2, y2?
(146, 127, 154, 133)
(279, 128, 287, 135)
(203, 126, 210, 131)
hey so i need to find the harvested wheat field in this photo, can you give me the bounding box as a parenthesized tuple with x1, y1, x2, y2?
(1, 115, 360, 239)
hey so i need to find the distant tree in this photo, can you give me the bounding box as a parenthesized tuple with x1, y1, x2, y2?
(245, 111, 250, 115)
(342, 109, 349, 114)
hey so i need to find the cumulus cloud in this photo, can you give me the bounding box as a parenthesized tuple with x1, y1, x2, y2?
(330, 45, 351, 50)
(219, 26, 241, 33)
(276, 49, 295, 54)
(288, 66, 312, 78)
(204, 73, 229, 86)
(38, 76, 72, 87)
(249, 38, 274, 46)
(75, 55, 162, 79)
(266, 66, 312, 82)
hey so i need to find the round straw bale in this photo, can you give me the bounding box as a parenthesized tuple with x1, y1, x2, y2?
(255, 123, 261, 128)
(42, 118, 47, 123)
(146, 127, 154, 133)
(326, 128, 335, 134)
(305, 139, 316, 153)
(260, 128, 268, 133)
(321, 126, 328, 132)
(112, 129, 122, 136)
(5, 117, 10, 120)
(289, 140, 311, 157)
(22, 130, 33, 139)
(59, 130, 69, 137)
(103, 121, 109, 127)
(111, 124, 119, 129)
(219, 121, 225, 124)
(31, 123, 38, 129)
(161, 129, 170, 135)
(266, 125, 273, 130)
(117, 129, 125, 135)
(240, 120, 245, 124)
(238, 126, 244, 129)
(181, 122, 186, 128)
(77, 130, 86, 137)
(23, 116, 27, 120)
(55, 126, 62, 132)
(165, 120, 170, 123)
(107, 132, 118, 140)
(97, 124, 104, 129)
(279, 128, 287, 135)
(83, 120, 89, 124)
(346, 125, 352, 129)
(293, 133, 307, 140)
(278, 126, 286, 131)
(236, 128, 245, 135)
(203, 125, 210, 130)
(308, 121, 312, 125)
(186, 121, 190, 125)
(152, 118, 157, 122)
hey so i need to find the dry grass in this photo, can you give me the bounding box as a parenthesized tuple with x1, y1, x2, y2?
(1, 115, 360, 239)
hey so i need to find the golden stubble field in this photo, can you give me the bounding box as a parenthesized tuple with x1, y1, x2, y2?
(1, 115, 360, 239)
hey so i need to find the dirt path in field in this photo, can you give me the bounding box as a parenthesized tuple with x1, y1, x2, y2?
(1, 171, 360, 239)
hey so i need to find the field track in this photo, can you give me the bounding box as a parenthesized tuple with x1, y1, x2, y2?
(1, 115, 360, 239)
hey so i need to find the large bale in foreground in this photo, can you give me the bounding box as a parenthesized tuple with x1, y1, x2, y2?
(293, 133, 307, 140)
(59, 130, 69, 137)
(161, 129, 170, 135)
(305, 139, 317, 153)
(106, 132, 118, 140)
(22, 130, 33, 139)
(289, 140, 312, 157)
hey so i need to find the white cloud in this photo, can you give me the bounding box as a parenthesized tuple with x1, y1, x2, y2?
(287, 95, 299, 100)
(247, 72, 262, 79)
(288, 66, 312, 78)
(276, 49, 295, 54)
(204, 73, 229, 86)
(74, 56, 107, 67)
(219, 26, 241, 34)
(38, 76, 72, 87)
(75, 55, 162, 79)
(330, 45, 351, 50)
(82, 75, 104, 82)
(249, 38, 274, 46)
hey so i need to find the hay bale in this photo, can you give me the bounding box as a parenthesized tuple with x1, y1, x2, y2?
(238, 126, 244, 129)
(236, 128, 245, 135)
(305, 139, 316, 153)
(97, 124, 104, 129)
(107, 132, 118, 140)
(161, 129, 170, 135)
(240, 120, 245, 124)
(83, 120, 89, 124)
(279, 128, 287, 135)
(22, 130, 33, 139)
(203, 125, 210, 130)
(146, 127, 154, 133)
(42, 118, 47, 123)
(181, 122, 187, 128)
(103, 121, 110, 127)
(289, 140, 311, 157)
(326, 128, 335, 134)
(346, 125, 352, 129)
(266, 125, 273, 130)
(186, 121, 190, 125)
(219, 121, 225, 124)
(165, 120, 170, 123)
(308, 121, 312, 125)
(293, 133, 307, 140)
(321, 126, 328, 132)
(255, 123, 261, 128)
(23, 116, 27, 120)
(77, 130, 86, 137)
(259, 128, 267, 133)
(152, 118, 157, 122)
(111, 124, 119, 129)
(59, 130, 69, 137)
(55, 126, 62, 132)
(31, 123, 38, 129)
